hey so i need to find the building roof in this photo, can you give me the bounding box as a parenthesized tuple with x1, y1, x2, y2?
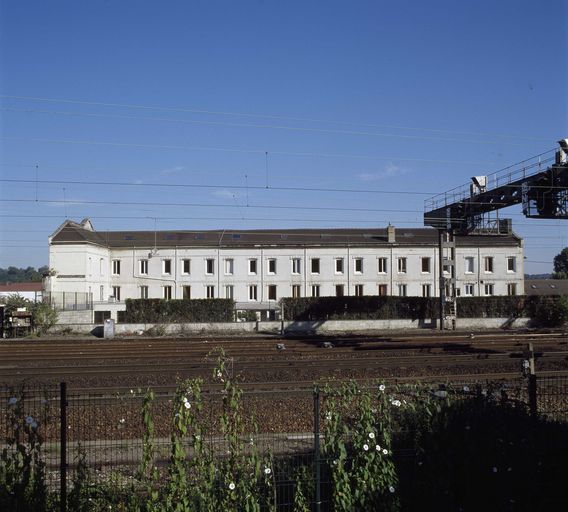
(0, 282, 43, 292)
(524, 279, 568, 296)
(50, 219, 523, 249)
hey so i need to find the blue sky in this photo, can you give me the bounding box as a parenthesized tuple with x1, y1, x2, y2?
(1, 0, 567, 273)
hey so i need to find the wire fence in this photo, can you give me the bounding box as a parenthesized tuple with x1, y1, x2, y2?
(1, 374, 567, 511)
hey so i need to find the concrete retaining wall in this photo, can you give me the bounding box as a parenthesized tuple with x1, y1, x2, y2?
(50, 317, 530, 335)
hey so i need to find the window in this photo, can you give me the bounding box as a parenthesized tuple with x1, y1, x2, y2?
(465, 256, 475, 274)
(225, 285, 234, 299)
(206, 285, 215, 299)
(354, 258, 363, 274)
(378, 284, 388, 296)
(99, 258, 104, 276)
(268, 285, 277, 301)
(422, 284, 431, 297)
(206, 259, 215, 275)
(421, 257, 431, 273)
(335, 284, 344, 297)
(292, 284, 301, 298)
(267, 259, 277, 275)
(398, 284, 407, 297)
(182, 259, 190, 275)
(397, 257, 407, 274)
(311, 284, 320, 297)
(163, 286, 172, 300)
(484, 256, 494, 273)
(112, 286, 121, 301)
(163, 259, 172, 275)
(249, 259, 258, 275)
(182, 286, 191, 299)
(140, 286, 148, 299)
(291, 258, 301, 275)
(377, 258, 387, 274)
(507, 257, 516, 273)
(507, 283, 517, 296)
(139, 259, 148, 275)
(354, 284, 364, 296)
(112, 259, 121, 275)
(249, 285, 258, 301)
(335, 258, 344, 274)
(484, 283, 494, 296)
(464, 284, 475, 296)
(311, 258, 320, 274)
(224, 258, 234, 275)
(100, 285, 104, 301)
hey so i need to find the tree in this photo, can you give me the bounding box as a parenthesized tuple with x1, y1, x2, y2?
(552, 247, 568, 279)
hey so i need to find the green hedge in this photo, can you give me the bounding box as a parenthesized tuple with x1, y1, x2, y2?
(124, 298, 235, 323)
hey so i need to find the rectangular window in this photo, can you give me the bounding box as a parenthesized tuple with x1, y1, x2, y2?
(398, 284, 407, 297)
(354, 258, 363, 274)
(206, 259, 215, 275)
(206, 285, 215, 299)
(507, 283, 517, 296)
(249, 259, 258, 275)
(484, 283, 494, 296)
(354, 284, 364, 296)
(507, 257, 516, 273)
(335, 284, 344, 297)
(377, 258, 387, 274)
(464, 284, 475, 296)
(465, 256, 475, 273)
(267, 259, 277, 275)
(268, 285, 277, 301)
(182, 259, 190, 275)
(292, 284, 301, 298)
(249, 285, 258, 301)
(335, 258, 344, 274)
(311, 284, 320, 297)
(163, 259, 172, 275)
(163, 286, 172, 300)
(378, 284, 387, 296)
(100, 285, 104, 301)
(112, 286, 121, 301)
(112, 259, 121, 275)
(484, 257, 494, 273)
(100, 258, 104, 276)
(311, 258, 320, 274)
(139, 259, 148, 275)
(291, 258, 301, 275)
(421, 257, 431, 273)
(140, 286, 148, 299)
(397, 257, 407, 274)
(224, 258, 234, 275)
(182, 286, 191, 299)
(225, 285, 234, 299)
(422, 284, 431, 297)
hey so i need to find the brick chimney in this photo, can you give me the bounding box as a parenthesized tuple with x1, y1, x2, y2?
(387, 224, 396, 243)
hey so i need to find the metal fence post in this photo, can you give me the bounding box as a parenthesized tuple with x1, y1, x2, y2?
(313, 386, 321, 512)
(60, 382, 68, 512)
(525, 343, 537, 418)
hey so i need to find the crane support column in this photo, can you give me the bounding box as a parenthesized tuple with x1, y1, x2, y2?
(438, 230, 457, 330)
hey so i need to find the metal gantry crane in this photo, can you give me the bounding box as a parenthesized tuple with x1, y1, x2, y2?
(424, 139, 568, 330)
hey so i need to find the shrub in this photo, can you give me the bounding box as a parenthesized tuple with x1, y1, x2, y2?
(124, 298, 235, 323)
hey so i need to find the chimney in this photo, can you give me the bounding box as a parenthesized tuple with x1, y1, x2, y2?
(387, 224, 396, 243)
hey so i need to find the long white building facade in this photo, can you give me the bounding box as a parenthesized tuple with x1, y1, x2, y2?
(45, 219, 524, 318)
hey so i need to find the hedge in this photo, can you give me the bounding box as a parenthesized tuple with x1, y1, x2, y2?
(124, 298, 235, 323)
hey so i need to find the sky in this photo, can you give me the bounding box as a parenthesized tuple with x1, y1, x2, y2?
(0, 0, 567, 274)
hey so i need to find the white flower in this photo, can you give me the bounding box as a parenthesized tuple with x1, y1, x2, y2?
(119, 418, 125, 424)
(391, 399, 401, 407)
(184, 401, 191, 409)
(325, 412, 332, 421)
(228, 482, 235, 490)
(249, 437, 254, 445)
(363, 444, 369, 451)
(182, 396, 188, 403)
(8, 397, 18, 406)
(368, 432, 375, 439)
(463, 386, 470, 392)
(389, 486, 395, 493)
(217, 371, 223, 378)
(378, 384, 386, 392)
(25, 416, 35, 425)
(264, 467, 271, 475)
(382, 448, 388, 455)
(130, 389, 134, 394)
(375, 444, 381, 451)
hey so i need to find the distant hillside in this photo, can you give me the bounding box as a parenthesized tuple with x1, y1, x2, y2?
(0, 266, 48, 284)
(525, 274, 552, 279)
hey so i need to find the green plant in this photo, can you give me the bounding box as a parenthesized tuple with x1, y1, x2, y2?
(32, 301, 58, 334)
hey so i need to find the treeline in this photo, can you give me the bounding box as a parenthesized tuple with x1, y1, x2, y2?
(0, 266, 48, 284)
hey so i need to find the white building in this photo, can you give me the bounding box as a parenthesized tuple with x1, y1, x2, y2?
(45, 219, 524, 321)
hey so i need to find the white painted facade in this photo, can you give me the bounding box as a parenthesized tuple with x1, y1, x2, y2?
(46, 221, 525, 317)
